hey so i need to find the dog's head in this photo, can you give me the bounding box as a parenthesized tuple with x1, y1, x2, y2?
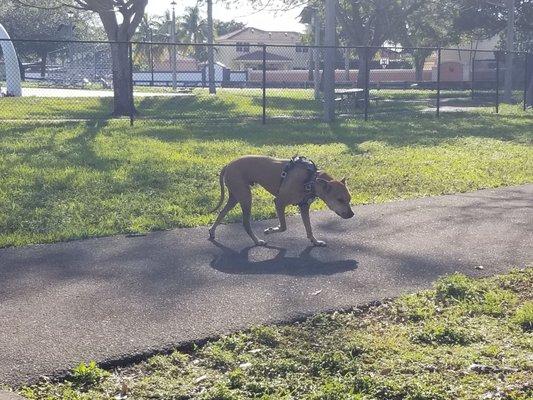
(315, 177, 354, 219)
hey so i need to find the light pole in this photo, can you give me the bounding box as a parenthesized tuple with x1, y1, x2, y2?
(313, 9, 320, 100)
(171, 1, 177, 90)
(323, 0, 336, 122)
(503, 0, 515, 103)
(66, 9, 75, 65)
(207, 0, 216, 94)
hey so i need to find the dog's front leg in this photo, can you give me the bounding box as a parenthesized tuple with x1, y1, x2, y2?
(299, 204, 326, 246)
(264, 198, 287, 234)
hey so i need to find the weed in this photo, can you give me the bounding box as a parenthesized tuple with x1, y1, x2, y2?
(513, 301, 533, 332)
(249, 326, 281, 347)
(70, 361, 109, 387)
(306, 379, 362, 400)
(470, 289, 518, 316)
(394, 293, 436, 321)
(435, 274, 481, 302)
(412, 321, 480, 345)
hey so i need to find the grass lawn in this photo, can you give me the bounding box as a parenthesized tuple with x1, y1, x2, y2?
(12, 268, 533, 399)
(1, 88, 521, 121)
(0, 99, 531, 247)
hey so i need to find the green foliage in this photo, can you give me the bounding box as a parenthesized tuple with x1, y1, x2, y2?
(70, 361, 109, 387)
(202, 342, 237, 369)
(513, 301, 533, 332)
(412, 320, 480, 345)
(435, 273, 481, 302)
(471, 289, 518, 316)
(305, 379, 362, 400)
(395, 293, 436, 321)
(249, 326, 281, 347)
(200, 382, 242, 400)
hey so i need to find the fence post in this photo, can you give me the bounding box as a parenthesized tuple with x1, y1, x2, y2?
(364, 46, 369, 121)
(150, 41, 154, 86)
(436, 47, 441, 117)
(129, 41, 134, 126)
(471, 57, 475, 100)
(524, 53, 529, 111)
(496, 51, 500, 114)
(262, 44, 266, 124)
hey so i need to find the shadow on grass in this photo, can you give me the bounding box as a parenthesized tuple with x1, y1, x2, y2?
(136, 111, 532, 150)
(0, 97, 115, 120)
(136, 93, 249, 119)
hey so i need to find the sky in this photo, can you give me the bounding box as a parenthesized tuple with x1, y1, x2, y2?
(145, 0, 306, 33)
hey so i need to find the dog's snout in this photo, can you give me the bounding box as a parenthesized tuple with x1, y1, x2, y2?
(343, 210, 355, 219)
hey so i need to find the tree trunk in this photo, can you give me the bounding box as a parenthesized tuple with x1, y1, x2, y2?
(110, 42, 133, 116)
(356, 49, 377, 88)
(39, 50, 47, 78)
(414, 57, 425, 82)
(527, 65, 533, 108)
(18, 58, 25, 81)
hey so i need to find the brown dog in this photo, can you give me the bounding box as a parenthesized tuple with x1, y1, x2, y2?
(209, 155, 354, 246)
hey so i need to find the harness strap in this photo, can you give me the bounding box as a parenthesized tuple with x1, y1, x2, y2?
(279, 156, 318, 207)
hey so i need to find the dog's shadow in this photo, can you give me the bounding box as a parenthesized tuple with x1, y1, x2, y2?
(209, 239, 358, 276)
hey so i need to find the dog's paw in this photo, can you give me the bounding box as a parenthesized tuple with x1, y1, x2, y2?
(312, 240, 327, 247)
(255, 239, 267, 246)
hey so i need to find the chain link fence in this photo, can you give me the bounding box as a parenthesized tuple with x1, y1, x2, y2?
(1, 39, 531, 124)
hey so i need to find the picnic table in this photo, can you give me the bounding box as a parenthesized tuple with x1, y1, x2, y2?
(335, 88, 364, 114)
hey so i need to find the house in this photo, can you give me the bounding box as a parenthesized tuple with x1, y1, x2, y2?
(436, 36, 499, 81)
(215, 27, 309, 70)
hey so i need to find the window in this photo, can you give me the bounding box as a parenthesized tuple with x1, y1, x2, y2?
(236, 42, 250, 52)
(296, 46, 309, 53)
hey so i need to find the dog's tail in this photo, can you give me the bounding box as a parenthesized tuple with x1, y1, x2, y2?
(210, 166, 227, 213)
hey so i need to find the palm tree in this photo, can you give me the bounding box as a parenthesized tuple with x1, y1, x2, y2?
(133, 14, 172, 70)
(181, 6, 206, 44)
(180, 6, 207, 60)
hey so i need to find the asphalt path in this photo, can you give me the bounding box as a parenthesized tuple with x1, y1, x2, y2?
(1, 185, 531, 386)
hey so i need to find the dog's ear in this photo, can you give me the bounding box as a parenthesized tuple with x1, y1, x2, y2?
(340, 177, 347, 185)
(316, 178, 331, 193)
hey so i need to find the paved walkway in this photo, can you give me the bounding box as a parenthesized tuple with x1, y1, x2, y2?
(0, 185, 531, 386)
(21, 87, 192, 98)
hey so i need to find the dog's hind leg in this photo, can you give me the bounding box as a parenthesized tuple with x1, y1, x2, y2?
(209, 194, 238, 239)
(264, 198, 287, 235)
(238, 190, 266, 246)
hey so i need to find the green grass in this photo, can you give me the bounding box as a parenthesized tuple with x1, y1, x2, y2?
(1, 88, 522, 121)
(0, 100, 531, 247)
(14, 268, 533, 399)
(0, 89, 318, 120)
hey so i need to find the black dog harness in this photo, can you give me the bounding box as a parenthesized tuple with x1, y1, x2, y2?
(280, 156, 318, 207)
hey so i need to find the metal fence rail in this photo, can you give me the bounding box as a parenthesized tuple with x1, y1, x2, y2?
(1, 38, 531, 124)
